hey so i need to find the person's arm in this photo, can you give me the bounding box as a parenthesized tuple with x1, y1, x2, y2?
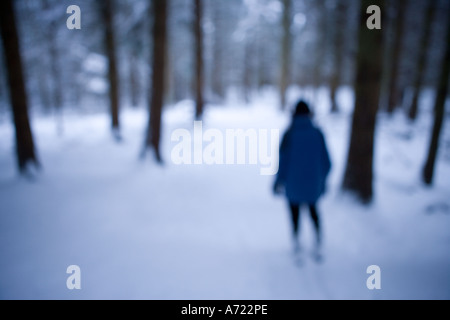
(273, 128, 291, 194)
(319, 131, 332, 195)
(321, 132, 331, 176)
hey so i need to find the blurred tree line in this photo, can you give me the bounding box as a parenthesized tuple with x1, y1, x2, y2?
(0, 0, 449, 203)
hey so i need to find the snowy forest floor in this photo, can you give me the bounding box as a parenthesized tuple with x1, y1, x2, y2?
(0, 90, 449, 300)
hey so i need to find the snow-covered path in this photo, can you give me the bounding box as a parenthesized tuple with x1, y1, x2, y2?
(1, 97, 449, 300)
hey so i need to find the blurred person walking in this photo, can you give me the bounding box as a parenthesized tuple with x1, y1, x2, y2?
(273, 100, 331, 264)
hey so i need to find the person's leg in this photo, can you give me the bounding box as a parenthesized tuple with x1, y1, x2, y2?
(289, 202, 301, 251)
(289, 202, 300, 236)
(309, 204, 323, 262)
(309, 204, 321, 246)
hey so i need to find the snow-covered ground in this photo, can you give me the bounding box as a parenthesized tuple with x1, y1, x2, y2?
(0, 88, 449, 300)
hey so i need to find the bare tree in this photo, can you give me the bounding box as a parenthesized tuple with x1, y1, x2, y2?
(422, 15, 450, 185)
(386, 0, 407, 114)
(37, 65, 52, 112)
(129, 48, 140, 108)
(243, 40, 253, 104)
(342, 0, 384, 203)
(42, 0, 64, 133)
(279, 0, 292, 110)
(127, 22, 144, 108)
(0, 50, 5, 109)
(329, 0, 348, 113)
(211, 1, 225, 100)
(193, 0, 205, 120)
(143, 0, 168, 163)
(0, 0, 39, 173)
(312, 0, 327, 91)
(408, 0, 436, 121)
(101, 0, 121, 138)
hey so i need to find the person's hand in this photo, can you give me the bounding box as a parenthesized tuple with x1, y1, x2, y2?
(273, 180, 284, 196)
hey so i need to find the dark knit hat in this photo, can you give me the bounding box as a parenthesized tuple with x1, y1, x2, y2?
(294, 100, 311, 116)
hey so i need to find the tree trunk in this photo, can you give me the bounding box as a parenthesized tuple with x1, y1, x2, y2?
(48, 24, 64, 134)
(422, 16, 450, 185)
(386, 0, 407, 114)
(0, 0, 39, 173)
(0, 53, 4, 108)
(280, 0, 292, 110)
(144, 0, 167, 163)
(164, 31, 173, 105)
(38, 66, 52, 112)
(194, 0, 204, 120)
(329, 0, 347, 113)
(312, 0, 326, 90)
(42, 0, 63, 114)
(129, 49, 140, 108)
(258, 30, 270, 90)
(101, 0, 120, 135)
(211, 1, 225, 100)
(408, 0, 435, 121)
(49, 43, 63, 111)
(342, 0, 384, 203)
(243, 40, 253, 104)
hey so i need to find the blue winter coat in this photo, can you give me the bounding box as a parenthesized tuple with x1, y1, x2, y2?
(276, 116, 331, 205)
